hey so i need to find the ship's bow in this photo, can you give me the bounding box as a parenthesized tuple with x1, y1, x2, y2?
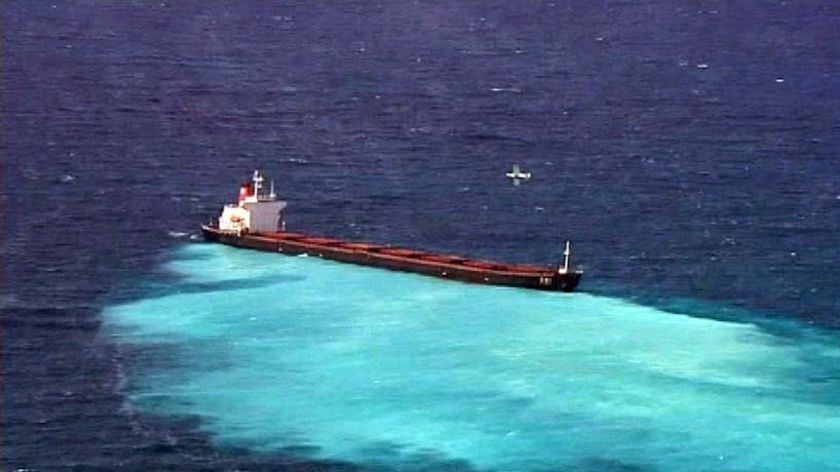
(556, 271, 583, 292)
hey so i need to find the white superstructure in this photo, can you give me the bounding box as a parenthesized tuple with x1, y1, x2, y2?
(217, 170, 287, 234)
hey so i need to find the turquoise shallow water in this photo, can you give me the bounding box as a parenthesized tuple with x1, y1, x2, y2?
(104, 244, 840, 472)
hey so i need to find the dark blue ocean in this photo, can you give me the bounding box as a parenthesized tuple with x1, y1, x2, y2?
(3, 2, 840, 471)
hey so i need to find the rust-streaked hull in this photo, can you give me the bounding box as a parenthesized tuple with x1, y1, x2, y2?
(201, 226, 582, 292)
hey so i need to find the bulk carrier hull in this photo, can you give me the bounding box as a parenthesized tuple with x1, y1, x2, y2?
(201, 225, 582, 292)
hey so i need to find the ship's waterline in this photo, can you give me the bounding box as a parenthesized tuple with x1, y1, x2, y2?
(104, 244, 840, 472)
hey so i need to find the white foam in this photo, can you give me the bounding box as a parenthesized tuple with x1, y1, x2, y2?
(490, 87, 522, 93)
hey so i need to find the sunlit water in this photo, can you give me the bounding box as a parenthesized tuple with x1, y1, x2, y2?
(104, 244, 840, 472)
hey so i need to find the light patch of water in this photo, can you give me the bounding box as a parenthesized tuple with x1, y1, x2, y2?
(104, 244, 840, 472)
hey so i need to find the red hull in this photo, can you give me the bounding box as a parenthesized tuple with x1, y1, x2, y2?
(201, 226, 582, 292)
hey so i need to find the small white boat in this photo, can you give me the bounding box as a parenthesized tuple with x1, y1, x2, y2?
(505, 164, 531, 185)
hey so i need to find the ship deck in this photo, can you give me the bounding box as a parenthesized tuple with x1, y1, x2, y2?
(201, 225, 581, 291)
(253, 231, 557, 277)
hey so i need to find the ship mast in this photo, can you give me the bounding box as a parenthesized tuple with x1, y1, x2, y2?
(252, 170, 264, 199)
(559, 241, 571, 274)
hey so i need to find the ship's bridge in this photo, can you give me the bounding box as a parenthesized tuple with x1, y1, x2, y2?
(218, 170, 287, 234)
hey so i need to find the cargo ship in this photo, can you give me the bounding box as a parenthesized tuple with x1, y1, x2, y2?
(201, 171, 583, 292)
